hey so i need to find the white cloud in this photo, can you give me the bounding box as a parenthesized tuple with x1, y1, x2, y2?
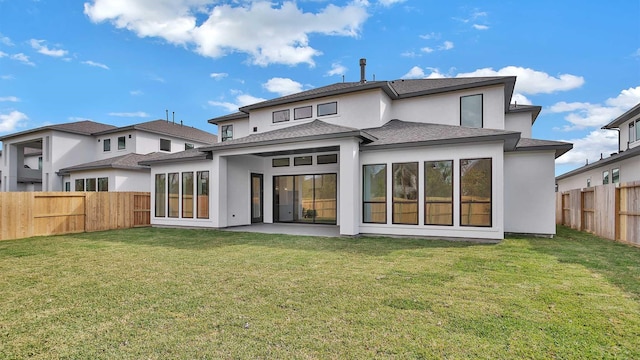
(108, 111, 149, 117)
(29, 39, 68, 57)
(149, 74, 165, 83)
(549, 86, 640, 130)
(419, 32, 440, 40)
(82, 60, 110, 70)
(85, 0, 369, 67)
(210, 72, 228, 80)
(511, 93, 532, 105)
(0, 33, 13, 46)
(632, 48, 640, 57)
(0, 96, 19, 102)
(457, 66, 584, 95)
(472, 24, 489, 30)
(263, 77, 303, 96)
(326, 62, 347, 76)
(378, 0, 406, 6)
(0, 75, 14, 80)
(421, 47, 434, 53)
(11, 53, 35, 66)
(439, 41, 454, 50)
(0, 51, 7, 58)
(400, 51, 419, 58)
(130, 90, 144, 96)
(555, 129, 618, 166)
(208, 93, 267, 111)
(401, 66, 426, 79)
(0, 110, 28, 133)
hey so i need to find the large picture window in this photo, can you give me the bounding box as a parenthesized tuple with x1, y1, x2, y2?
(168, 172, 179, 218)
(363, 164, 387, 223)
(461, 94, 483, 128)
(182, 172, 194, 218)
(460, 158, 492, 227)
(392, 162, 418, 225)
(425, 160, 453, 226)
(155, 174, 166, 217)
(197, 171, 209, 219)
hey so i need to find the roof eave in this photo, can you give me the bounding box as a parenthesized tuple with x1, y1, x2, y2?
(515, 144, 573, 159)
(602, 103, 640, 129)
(138, 152, 212, 166)
(362, 132, 520, 152)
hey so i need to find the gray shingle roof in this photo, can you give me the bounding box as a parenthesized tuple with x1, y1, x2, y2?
(94, 119, 217, 144)
(508, 104, 542, 124)
(602, 102, 640, 129)
(0, 120, 116, 141)
(58, 152, 169, 174)
(515, 138, 573, 158)
(138, 148, 212, 165)
(556, 145, 640, 180)
(207, 111, 249, 124)
(361, 119, 521, 151)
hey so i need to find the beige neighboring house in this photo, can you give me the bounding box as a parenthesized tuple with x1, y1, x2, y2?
(556, 103, 640, 192)
(0, 119, 216, 192)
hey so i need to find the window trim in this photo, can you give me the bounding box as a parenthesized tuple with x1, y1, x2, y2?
(97, 177, 108, 192)
(103, 138, 111, 152)
(460, 94, 483, 128)
(272, 158, 290, 167)
(221, 124, 233, 142)
(612, 168, 620, 184)
(272, 109, 290, 123)
(185, 143, 194, 150)
(362, 164, 387, 224)
(117, 136, 126, 150)
(460, 158, 492, 227)
(602, 170, 610, 185)
(424, 160, 454, 226)
(155, 174, 166, 217)
(168, 172, 179, 218)
(197, 171, 209, 219)
(294, 156, 313, 166)
(392, 162, 419, 225)
(160, 138, 171, 152)
(294, 105, 313, 120)
(317, 154, 338, 165)
(317, 102, 338, 117)
(182, 172, 194, 218)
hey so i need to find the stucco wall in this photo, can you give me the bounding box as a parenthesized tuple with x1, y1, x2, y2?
(359, 141, 505, 240)
(504, 112, 532, 138)
(217, 118, 251, 142)
(504, 151, 556, 235)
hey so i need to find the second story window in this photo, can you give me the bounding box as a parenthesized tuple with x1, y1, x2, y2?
(185, 143, 194, 150)
(629, 122, 635, 143)
(603, 170, 609, 185)
(461, 94, 483, 128)
(103, 139, 111, 152)
(221, 125, 233, 142)
(160, 138, 171, 152)
(294, 106, 312, 120)
(118, 136, 126, 150)
(612, 168, 620, 184)
(318, 102, 337, 116)
(273, 109, 290, 123)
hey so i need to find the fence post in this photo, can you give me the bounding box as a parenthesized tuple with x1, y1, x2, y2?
(614, 186, 620, 241)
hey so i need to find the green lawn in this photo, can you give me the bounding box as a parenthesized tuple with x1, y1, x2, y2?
(1, 226, 639, 359)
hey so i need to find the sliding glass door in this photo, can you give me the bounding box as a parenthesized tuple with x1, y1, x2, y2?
(274, 173, 336, 224)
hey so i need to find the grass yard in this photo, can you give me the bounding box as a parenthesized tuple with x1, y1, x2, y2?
(1, 226, 639, 359)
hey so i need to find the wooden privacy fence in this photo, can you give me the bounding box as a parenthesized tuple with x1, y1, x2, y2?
(556, 181, 640, 246)
(0, 192, 150, 241)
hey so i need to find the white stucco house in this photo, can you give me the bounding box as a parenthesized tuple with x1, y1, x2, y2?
(144, 65, 572, 240)
(556, 103, 640, 192)
(0, 119, 216, 192)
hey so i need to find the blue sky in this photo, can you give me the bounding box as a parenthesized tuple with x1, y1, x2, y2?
(0, 0, 638, 175)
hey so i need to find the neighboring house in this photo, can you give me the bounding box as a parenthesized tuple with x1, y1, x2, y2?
(143, 61, 572, 240)
(0, 119, 216, 192)
(556, 103, 640, 192)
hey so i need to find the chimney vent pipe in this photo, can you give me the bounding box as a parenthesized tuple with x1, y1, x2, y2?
(359, 58, 366, 83)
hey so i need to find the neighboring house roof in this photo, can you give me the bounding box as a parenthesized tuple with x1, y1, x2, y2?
(94, 119, 217, 144)
(209, 77, 517, 123)
(555, 145, 640, 181)
(515, 138, 573, 158)
(0, 120, 117, 141)
(57, 152, 168, 175)
(508, 104, 542, 124)
(138, 148, 213, 165)
(208, 112, 249, 125)
(602, 102, 640, 129)
(361, 119, 521, 151)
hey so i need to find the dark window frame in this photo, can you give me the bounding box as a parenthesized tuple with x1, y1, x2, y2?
(317, 102, 337, 117)
(97, 177, 108, 192)
(160, 138, 171, 152)
(424, 160, 454, 226)
(460, 158, 492, 227)
(317, 154, 338, 165)
(86, 178, 97, 192)
(612, 168, 620, 184)
(603, 170, 610, 185)
(182, 172, 194, 218)
(103, 138, 111, 152)
(294, 105, 313, 120)
(185, 143, 194, 150)
(363, 164, 387, 224)
(75, 178, 85, 191)
(294, 156, 313, 166)
(392, 162, 419, 225)
(460, 94, 483, 128)
(197, 171, 209, 219)
(272, 158, 290, 167)
(155, 174, 166, 217)
(221, 124, 233, 142)
(168, 172, 179, 218)
(272, 109, 290, 123)
(118, 136, 126, 150)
